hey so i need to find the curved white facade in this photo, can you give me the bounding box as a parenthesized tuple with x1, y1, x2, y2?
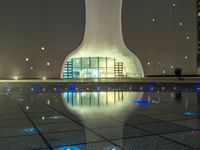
(61, 0, 144, 78)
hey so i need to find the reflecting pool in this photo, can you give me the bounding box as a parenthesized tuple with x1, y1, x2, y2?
(0, 85, 200, 150)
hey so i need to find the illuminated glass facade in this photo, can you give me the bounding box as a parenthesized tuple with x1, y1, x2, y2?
(63, 57, 127, 78)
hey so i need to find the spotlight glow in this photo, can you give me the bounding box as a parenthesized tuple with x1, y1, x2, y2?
(46, 62, 50, 66)
(41, 47, 45, 51)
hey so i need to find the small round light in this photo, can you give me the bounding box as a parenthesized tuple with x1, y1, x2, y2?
(179, 22, 183, 26)
(41, 47, 45, 51)
(26, 106, 29, 110)
(186, 36, 190, 40)
(147, 62, 151, 65)
(30, 66, 34, 70)
(171, 66, 174, 69)
(185, 56, 188, 59)
(46, 62, 50, 66)
(162, 70, 166, 74)
(42, 76, 46, 80)
(25, 58, 29, 62)
(173, 3, 176, 7)
(152, 18, 155, 22)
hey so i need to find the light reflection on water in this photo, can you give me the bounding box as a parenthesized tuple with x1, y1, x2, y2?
(62, 91, 143, 118)
(61, 91, 143, 149)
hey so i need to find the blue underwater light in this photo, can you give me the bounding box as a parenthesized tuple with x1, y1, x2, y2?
(55, 146, 81, 150)
(133, 99, 152, 105)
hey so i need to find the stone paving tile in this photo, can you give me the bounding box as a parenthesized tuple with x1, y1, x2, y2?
(161, 130, 200, 148)
(148, 113, 196, 121)
(0, 135, 47, 150)
(0, 118, 31, 128)
(0, 113, 26, 120)
(112, 135, 189, 150)
(44, 129, 104, 147)
(0, 126, 37, 138)
(135, 121, 191, 134)
(37, 122, 83, 134)
(118, 115, 159, 125)
(92, 125, 150, 140)
(172, 119, 200, 129)
(83, 119, 123, 129)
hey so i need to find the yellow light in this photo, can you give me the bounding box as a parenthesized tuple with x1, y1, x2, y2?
(26, 106, 29, 110)
(46, 62, 50, 66)
(41, 47, 45, 51)
(14, 76, 18, 80)
(42, 76, 46, 80)
(30, 66, 34, 70)
(47, 99, 50, 105)
(25, 58, 29, 62)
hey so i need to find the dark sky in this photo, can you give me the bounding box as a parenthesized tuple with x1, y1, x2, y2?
(0, 0, 197, 78)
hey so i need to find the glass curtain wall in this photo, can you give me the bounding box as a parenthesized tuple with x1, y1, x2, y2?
(63, 57, 126, 78)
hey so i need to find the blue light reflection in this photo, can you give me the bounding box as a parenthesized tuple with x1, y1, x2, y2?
(183, 112, 196, 116)
(22, 127, 37, 134)
(133, 99, 152, 105)
(194, 84, 200, 92)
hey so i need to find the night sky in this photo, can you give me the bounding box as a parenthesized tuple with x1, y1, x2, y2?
(0, 0, 197, 78)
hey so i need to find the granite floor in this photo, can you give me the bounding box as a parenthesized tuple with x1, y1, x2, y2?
(0, 84, 200, 150)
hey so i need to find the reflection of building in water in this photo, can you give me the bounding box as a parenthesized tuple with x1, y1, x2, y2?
(61, 91, 142, 148)
(62, 91, 142, 115)
(63, 91, 125, 107)
(61, 0, 144, 79)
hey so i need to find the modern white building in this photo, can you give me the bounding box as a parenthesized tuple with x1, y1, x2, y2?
(61, 0, 144, 79)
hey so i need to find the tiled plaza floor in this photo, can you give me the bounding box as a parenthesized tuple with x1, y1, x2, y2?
(0, 85, 199, 150)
